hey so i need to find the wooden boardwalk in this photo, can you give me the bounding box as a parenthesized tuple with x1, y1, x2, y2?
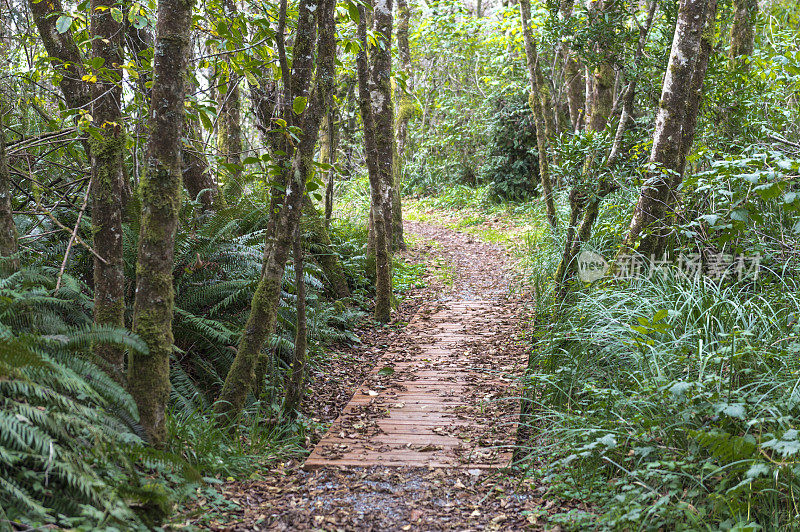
(304, 299, 523, 469)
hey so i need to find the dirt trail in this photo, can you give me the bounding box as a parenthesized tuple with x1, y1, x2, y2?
(201, 221, 562, 531)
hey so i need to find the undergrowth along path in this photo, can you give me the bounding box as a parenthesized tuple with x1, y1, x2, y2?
(193, 221, 581, 531)
(305, 221, 525, 468)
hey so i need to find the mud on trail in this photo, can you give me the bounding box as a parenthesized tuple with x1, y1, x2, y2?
(194, 221, 579, 531)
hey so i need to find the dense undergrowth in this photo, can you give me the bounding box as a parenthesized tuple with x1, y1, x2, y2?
(0, 193, 426, 529)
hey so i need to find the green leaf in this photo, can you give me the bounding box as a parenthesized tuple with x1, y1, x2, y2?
(292, 96, 308, 115)
(377, 366, 394, 377)
(56, 14, 73, 34)
(347, 0, 360, 24)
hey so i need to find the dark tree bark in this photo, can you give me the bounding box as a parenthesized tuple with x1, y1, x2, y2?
(618, 0, 710, 259)
(357, 0, 394, 323)
(214, 0, 336, 424)
(319, 107, 337, 224)
(89, 0, 127, 384)
(129, 0, 193, 447)
(520, 0, 557, 231)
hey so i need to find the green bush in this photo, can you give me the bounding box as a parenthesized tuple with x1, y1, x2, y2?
(479, 96, 539, 201)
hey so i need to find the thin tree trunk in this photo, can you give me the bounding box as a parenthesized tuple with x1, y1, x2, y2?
(730, 0, 757, 68)
(554, 0, 657, 295)
(618, 0, 709, 259)
(393, 0, 413, 251)
(89, 0, 127, 383)
(303, 196, 350, 298)
(217, 0, 244, 200)
(129, 0, 193, 447)
(520, 0, 557, 231)
(320, 109, 336, 223)
(0, 21, 18, 271)
(215, 0, 335, 424)
(281, 228, 307, 417)
(357, 0, 394, 323)
(0, 106, 17, 271)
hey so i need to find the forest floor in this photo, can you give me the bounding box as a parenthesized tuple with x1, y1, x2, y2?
(179, 220, 591, 531)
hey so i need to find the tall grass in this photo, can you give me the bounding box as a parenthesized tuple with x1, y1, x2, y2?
(519, 266, 800, 530)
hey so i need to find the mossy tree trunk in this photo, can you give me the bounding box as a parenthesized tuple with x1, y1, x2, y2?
(28, 0, 90, 113)
(520, 0, 558, 232)
(657, 0, 718, 257)
(558, 0, 584, 132)
(251, 72, 349, 300)
(214, 0, 336, 424)
(89, 0, 127, 383)
(129, 0, 193, 447)
(553, 1, 657, 298)
(393, 0, 412, 251)
(586, 0, 616, 133)
(357, 0, 394, 323)
(617, 0, 710, 260)
(281, 228, 308, 418)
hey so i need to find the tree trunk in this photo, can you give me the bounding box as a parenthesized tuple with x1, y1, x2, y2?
(28, 0, 90, 112)
(357, 0, 394, 323)
(129, 0, 193, 447)
(0, 21, 18, 272)
(392, 0, 412, 251)
(302, 196, 350, 298)
(656, 0, 718, 257)
(618, 0, 709, 259)
(554, 1, 657, 296)
(217, 0, 244, 200)
(0, 105, 17, 271)
(586, 0, 616, 132)
(520, 0, 558, 231)
(320, 108, 337, 223)
(214, 0, 335, 424)
(281, 228, 307, 417)
(730, 0, 757, 68)
(89, 0, 127, 384)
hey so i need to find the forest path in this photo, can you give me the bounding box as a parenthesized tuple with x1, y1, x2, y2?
(206, 221, 557, 531)
(304, 221, 524, 469)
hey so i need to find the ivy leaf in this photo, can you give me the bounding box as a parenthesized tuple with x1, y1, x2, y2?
(56, 14, 73, 34)
(292, 96, 308, 115)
